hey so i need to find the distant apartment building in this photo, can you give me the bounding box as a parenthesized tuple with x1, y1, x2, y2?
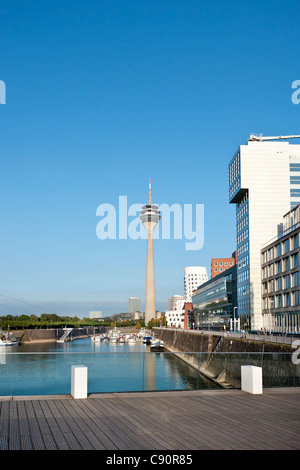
(184, 266, 208, 302)
(261, 204, 300, 334)
(134, 311, 145, 320)
(211, 251, 237, 278)
(229, 137, 300, 330)
(128, 296, 142, 314)
(89, 311, 102, 319)
(165, 309, 182, 328)
(192, 265, 237, 330)
(168, 295, 185, 311)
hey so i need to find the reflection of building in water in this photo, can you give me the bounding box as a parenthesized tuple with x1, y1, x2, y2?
(0, 350, 6, 365)
(192, 265, 237, 330)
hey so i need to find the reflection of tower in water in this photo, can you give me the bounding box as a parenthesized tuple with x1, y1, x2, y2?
(143, 352, 156, 391)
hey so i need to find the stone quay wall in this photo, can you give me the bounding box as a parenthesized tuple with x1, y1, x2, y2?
(12, 327, 99, 343)
(153, 328, 298, 388)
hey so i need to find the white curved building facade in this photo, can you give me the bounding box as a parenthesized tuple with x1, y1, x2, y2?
(184, 266, 208, 301)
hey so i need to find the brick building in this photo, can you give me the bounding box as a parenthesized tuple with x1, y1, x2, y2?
(211, 251, 237, 278)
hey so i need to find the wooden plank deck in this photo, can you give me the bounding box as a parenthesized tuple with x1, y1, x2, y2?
(0, 388, 299, 451)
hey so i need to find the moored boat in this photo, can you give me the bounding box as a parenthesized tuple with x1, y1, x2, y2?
(143, 335, 152, 344)
(0, 329, 19, 347)
(150, 340, 164, 352)
(127, 337, 136, 344)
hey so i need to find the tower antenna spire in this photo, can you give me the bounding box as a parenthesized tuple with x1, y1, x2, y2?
(148, 178, 152, 205)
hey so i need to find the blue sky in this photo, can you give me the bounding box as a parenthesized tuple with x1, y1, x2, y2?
(0, 0, 299, 316)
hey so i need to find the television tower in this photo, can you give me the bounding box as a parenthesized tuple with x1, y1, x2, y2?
(140, 179, 161, 325)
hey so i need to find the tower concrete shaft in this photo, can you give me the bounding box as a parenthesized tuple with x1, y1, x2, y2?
(140, 179, 161, 326)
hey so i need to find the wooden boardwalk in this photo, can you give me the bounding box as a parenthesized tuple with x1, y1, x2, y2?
(0, 388, 299, 451)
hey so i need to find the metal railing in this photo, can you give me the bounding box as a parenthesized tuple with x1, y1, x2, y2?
(154, 327, 298, 345)
(0, 351, 298, 398)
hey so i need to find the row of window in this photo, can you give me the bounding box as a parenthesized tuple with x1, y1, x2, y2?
(236, 200, 248, 222)
(262, 234, 299, 263)
(214, 267, 230, 273)
(238, 284, 250, 296)
(237, 228, 249, 245)
(214, 261, 234, 267)
(229, 152, 241, 198)
(290, 163, 300, 171)
(237, 217, 248, 233)
(262, 253, 299, 278)
(290, 176, 300, 184)
(237, 241, 249, 257)
(238, 254, 249, 270)
(238, 268, 249, 283)
(263, 290, 300, 309)
(263, 271, 299, 293)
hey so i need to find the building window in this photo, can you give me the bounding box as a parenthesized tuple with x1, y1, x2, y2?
(290, 176, 300, 184)
(284, 239, 289, 254)
(276, 244, 281, 257)
(276, 277, 282, 291)
(263, 282, 268, 294)
(285, 293, 290, 307)
(284, 275, 290, 289)
(290, 163, 300, 171)
(292, 253, 299, 268)
(276, 294, 282, 308)
(294, 234, 299, 250)
(283, 257, 290, 272)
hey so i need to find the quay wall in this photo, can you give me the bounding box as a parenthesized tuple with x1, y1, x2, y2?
(12, 327, 101, 343)
(153, 328, 298, 388)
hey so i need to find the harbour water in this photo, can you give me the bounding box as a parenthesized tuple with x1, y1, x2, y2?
(0, 338, 218, 396)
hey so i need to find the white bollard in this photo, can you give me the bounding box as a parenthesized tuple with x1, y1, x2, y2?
(241, 365, 263, 394)
(71, 365, 88, 399)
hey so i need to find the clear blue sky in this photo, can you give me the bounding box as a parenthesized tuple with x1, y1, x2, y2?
(0, 0, 299, 316)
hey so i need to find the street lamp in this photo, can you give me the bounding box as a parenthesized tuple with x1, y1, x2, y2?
(233, 307, 238, 332)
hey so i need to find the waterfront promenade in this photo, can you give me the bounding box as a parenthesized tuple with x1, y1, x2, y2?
(0, 387, 299, 450)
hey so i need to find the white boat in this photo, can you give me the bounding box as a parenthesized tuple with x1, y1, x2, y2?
(110, 335, 119, 343)
(127, 337, 136, 344)
(119, 336, 125, 343)
(91, 335, 102, 342)
(0, 329, 19, 347)
(0, 338, 19, 347)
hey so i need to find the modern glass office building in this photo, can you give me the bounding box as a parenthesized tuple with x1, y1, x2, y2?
(192, 266, 237, 330)
(229, 139, 300, 331)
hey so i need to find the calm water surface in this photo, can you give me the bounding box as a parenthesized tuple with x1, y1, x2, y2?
(0, 338, 218, 396)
